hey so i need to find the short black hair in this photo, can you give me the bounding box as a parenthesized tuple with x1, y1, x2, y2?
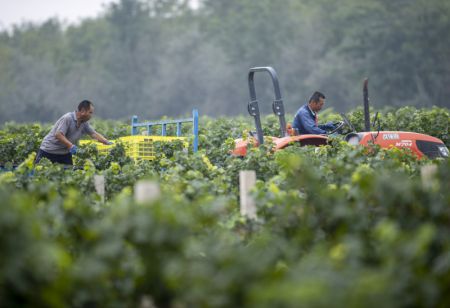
(78, 100, 93, 112)
(309, 91, 325, 104)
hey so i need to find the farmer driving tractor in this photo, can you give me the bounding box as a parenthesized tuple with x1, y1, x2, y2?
(292, 91, 337, 135)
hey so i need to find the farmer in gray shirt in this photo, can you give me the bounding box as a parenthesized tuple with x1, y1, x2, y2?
(35, 100, 112, 165)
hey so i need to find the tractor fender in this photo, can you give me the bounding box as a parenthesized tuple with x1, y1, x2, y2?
(274, 135, 328, 150)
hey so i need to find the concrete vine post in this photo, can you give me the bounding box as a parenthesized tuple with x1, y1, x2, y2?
(94, 174, 105, 203)
(239, 170, 257, 219)
(134, 180, 161, 203)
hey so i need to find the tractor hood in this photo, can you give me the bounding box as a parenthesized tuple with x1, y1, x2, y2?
(346, 131, 449, 159)
(232, 135, 328, 157)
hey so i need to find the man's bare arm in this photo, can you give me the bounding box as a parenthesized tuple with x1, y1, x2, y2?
(55, 131, 74, 149)
(90, 132, 110, 144)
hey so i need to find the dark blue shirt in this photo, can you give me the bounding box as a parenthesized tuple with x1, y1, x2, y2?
(292, 104, 334, 134)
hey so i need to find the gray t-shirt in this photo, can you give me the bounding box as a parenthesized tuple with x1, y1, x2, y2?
(40, 111, 95, 154)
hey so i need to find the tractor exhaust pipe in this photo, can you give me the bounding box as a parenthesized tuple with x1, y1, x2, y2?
(363, 78, 370, 131)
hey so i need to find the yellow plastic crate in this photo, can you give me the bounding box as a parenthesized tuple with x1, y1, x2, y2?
(79, 139, 114, 155)
(79, 136, 187, 161)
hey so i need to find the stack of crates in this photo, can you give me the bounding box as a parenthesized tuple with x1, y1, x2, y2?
(80, 136, 188, 161)
(118, 136, 156, 160)
(119, 135, 188, 160)
(79, 109, 198, 161)
(79, 139, 113, 155)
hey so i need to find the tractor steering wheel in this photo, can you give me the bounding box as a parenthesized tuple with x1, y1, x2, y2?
(328, 121, 345, 135)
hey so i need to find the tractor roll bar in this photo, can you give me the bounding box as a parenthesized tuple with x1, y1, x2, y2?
(248, 67, 288, 145)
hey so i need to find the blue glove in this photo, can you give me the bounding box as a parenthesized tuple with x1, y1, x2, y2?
(106, 141, 114, 145)
(326, 121, 336, 129)
(69, 145, 77, 155)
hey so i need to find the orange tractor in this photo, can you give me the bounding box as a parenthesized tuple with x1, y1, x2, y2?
(232, 67, 449, 159)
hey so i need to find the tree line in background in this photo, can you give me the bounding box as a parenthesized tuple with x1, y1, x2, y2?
(1, 0, 449, 123)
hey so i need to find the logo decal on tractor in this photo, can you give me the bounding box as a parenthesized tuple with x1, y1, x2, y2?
(383, 133, 399, 140)
(395, 140, 412, 147)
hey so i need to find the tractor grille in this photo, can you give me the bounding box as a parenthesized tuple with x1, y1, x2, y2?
(416, 140, 449, 159)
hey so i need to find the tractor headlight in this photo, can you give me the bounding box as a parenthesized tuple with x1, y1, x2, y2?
(438, 145, 449, 157)
(345, 133, 361, 145)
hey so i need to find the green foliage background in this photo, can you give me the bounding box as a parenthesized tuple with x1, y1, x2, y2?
(0, 107, 449, 307)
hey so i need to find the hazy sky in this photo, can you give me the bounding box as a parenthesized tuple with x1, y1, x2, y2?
(0, 0, 117, 29)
